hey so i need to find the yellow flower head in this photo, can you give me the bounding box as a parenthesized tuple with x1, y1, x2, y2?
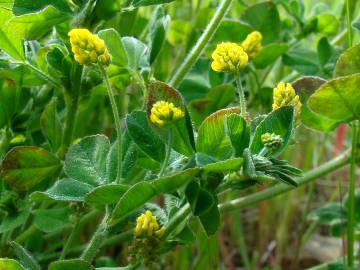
(68, 28, 111, 66)
(211, 42, 248, 73)
(261, 132, 283, 152)
(272, 82, 302, 116)
(135, 210, 165, 237)
(150, 101, 184, 127)
(241, 31, 263, 59)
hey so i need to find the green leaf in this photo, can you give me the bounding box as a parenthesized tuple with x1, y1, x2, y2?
(185, 181, 214, 216)
(84, 184, 129, 206)
(0, 208, 30, 233)
(49, 259, 95, 270)
(64, 135, 110, 185)
(0, 78, 18, 128)
(98, 28, 127, 67)
(283, 46, 320, 75)
(198, 197, 220, 236)
(10, 241, 41, 270)
(127, 0, 175, 8)
(253, 43, 289, 69)
(121, 37, 148, 71)
(226, 114, 250, 157)
(152, 168, 199, 193)
(0, 8, 25, 60)
(12, 0, 72, 15)
(292, 76, 339, 132)
(126, 110, 165, 162)
(30, 178, 93, 202)
(188, 84, 236, 127)
(110, 181, 157, 224)
(317, 37, 333, 66)
(8, 5, 70, 40)
(241, 1, 281, 44)
(250, 106, 294, 157)
(211, 19, 253, 44)
(308, 74, 360, 122)
(147, 81, 195, 156)
(148, 6, 169, 65)
(316, 13, 339, 36)
(1, 146, 61, 191)
(196, 108, 240, 160)
(33, 208, 72, 233)
(0, 259, 25, 270)
(203, 158, 244, 173)
(334, 43, 360, 77)
(40, 98, 62, 151)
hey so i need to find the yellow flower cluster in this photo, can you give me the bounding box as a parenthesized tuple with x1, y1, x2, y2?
(150, 101, 184, 127)
(135, 210, 165, 237)
(261, 132, 284, 151)
(272, 81, 302, 116)
(68, 29, 111, 66)
(211, 42, 249, 73)
(241, 31, 263, 59)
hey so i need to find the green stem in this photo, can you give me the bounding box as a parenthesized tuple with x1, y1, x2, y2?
(346, 0, 353, 48)
(168, 0, 233, 87)
(159, 128, 173, 177)
(59, 220, 80, 260)
(219, 150, 350, 213)
(347, 121, 359, 267)
(81, 213, 109, 262)
(99, 64, 123, 182)
(235, 72, 247, 118)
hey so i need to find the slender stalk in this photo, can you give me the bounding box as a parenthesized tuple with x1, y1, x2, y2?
(235, 72, 247, 118)
(168, 0, 233, 87)
(99, 64, 123, 182)
(347, 121, 359, 267)
(219, 151, 350, 213)
(59, 220, 80, 259)
(159, 128, 173, 177)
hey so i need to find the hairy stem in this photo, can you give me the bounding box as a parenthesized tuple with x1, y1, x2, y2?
(99, 64, 123, 182)
(168, 0, 233, 87)
(59, 219, 80, 260)
(81, 213, 108, 262)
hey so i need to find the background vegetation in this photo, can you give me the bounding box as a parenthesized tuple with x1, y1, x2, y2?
(0, 0, 359, 269)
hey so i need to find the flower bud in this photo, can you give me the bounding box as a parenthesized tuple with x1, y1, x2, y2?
(261, 132, 284, 152)
(211, 42, 248, 73)
(272, 81, 302, 118)
(68, 28, 111, 66)
(150, 101, 184, 127)
(241, 31, 263, 59)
